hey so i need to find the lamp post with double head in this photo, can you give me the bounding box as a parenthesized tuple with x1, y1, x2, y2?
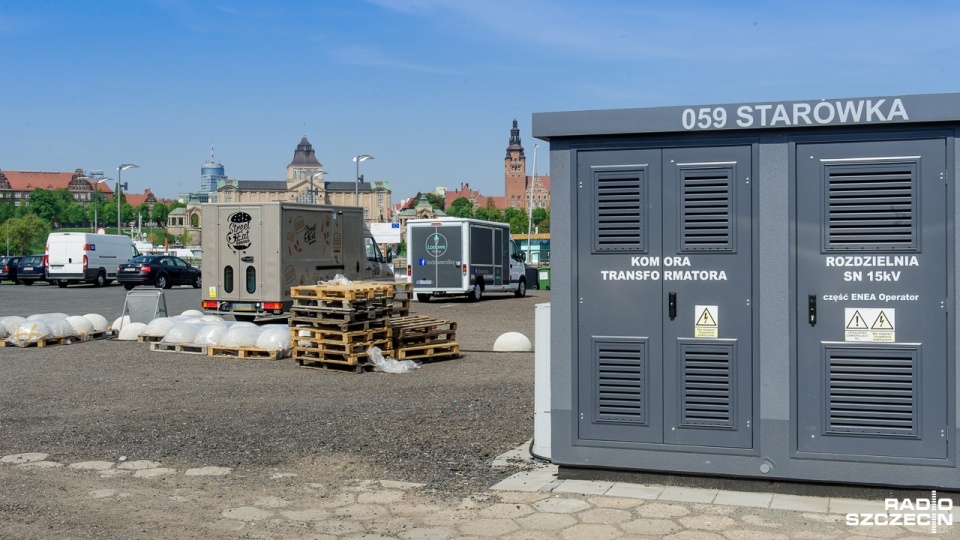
(93, 178, 107, 231)
(117, 164, 138, 235)
(353, 154, 374, 207)
(310, 171, 327, 204)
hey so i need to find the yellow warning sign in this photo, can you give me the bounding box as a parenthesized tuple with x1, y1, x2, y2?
(844, 308, 895, 342)
(695, 305, 718, 338)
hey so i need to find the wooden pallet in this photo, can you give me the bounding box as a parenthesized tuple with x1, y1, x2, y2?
(292, 347, 393, 365)
(208, 345, 284, 360)
(291, 282, 395, 302)
(290, 305, 392, 323)
(150, 342, 209, 355)
(137, 335, 165, 343)
(293, 337, 392, 355)
(289, 315, 389, 333)
(389, 316, 457, 347)
(1, 335, 79, 348)
(79, 330, 111, 342)
(395, 342, 460, 361)
(292, 326, 391, 345)
(296, 359, 368, 374)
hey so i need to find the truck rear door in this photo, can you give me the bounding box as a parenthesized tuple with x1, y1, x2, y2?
(218, 205, 263, 304)
(411, 223, 464, 291)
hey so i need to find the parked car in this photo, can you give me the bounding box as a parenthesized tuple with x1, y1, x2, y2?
(116, 255, 202, 290)
(16, 255, 48, 285)
(0, 256, 23, 283)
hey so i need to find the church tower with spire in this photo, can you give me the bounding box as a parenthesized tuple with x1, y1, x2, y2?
(504, 118, 527, 209)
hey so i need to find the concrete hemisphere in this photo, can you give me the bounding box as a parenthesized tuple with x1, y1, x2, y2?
(493, 331, 532, 352)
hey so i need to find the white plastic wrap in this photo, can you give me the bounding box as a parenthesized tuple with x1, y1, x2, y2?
(220, 325, 264, 348)
(8, 321, 52, 346)
(27, 312, 68, 322)
(368, 346, 420, 374)
(255, 325, 291, 351)
(161, 323, 203, 344)
(0, 316, 25, 336)
(180, 309, 204, 317)
(199, 315, 225, 324)
(192, 323, 230, 346)
(64, 316, 95, 336)
(83, 313, 109, 332)
(41, 316, 75, 338)
(323, 274, 353, 285)
(141, 317, 177, 338)
(117, 322, 147, 341)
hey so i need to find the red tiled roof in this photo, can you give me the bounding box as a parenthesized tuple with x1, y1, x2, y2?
(0, 170, 114, 194)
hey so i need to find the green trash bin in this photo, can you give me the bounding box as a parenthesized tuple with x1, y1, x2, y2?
(537, 267, 551, 290)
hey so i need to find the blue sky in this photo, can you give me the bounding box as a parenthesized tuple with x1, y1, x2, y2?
(2, 0, 959, 201)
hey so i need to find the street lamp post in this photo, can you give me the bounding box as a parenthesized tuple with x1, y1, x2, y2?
(310, 171, 327, 204)
(353, 154, 374, 207)
(93, 178, 107, 231)
(117, 164, 138, 235)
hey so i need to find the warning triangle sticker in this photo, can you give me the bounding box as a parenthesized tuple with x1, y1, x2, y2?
(871, 311, 894, 330)
(696, 308, 717, 327)
(846, 310, 869, 329)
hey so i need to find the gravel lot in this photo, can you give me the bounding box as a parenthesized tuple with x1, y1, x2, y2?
(0, 282, 547, 498)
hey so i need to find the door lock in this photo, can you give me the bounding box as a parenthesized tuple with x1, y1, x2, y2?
(808, 294, 817, 325)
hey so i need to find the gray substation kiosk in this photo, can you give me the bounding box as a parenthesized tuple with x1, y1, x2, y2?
(532, 93, 960, 489)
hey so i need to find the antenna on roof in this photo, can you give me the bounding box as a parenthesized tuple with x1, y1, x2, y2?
(210, 144, 215, 161)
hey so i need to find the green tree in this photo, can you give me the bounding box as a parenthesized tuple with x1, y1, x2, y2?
(62, 201, 86, 226)
(474, 207, 489, 221)
(26, 188, 58, 223)
(151, 203, 171, 228)
(508, 212, 528, 235)
(1, 214, 49, 255)
(532, 207, 550, 233)
(0, 202, 15, 223)
(446, 197, 474, 218)
(424, 192, 445, 211)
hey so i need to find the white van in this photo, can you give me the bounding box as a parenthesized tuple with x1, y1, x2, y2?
(45, 232, 139, 287)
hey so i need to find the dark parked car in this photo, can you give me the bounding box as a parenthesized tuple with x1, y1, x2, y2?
(0, 256, 23, 283)
(16, 255, 48, 285)
(116, 255, 202, 290)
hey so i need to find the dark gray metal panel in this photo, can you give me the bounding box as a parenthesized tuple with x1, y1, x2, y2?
(534, 93, 960, 139)
(795, 138, 948, 461)
(577, 149, 663, 443)
(662, 146, 753, 449)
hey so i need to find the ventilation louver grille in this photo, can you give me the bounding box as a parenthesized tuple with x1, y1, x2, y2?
(681, 169, 733, 251)
(826, 348, 918, 437)
(595, 173, 644, 251)
(681, 345, 734, 428)
(595, 341, 645, 424)
(825, 164, 917, 250)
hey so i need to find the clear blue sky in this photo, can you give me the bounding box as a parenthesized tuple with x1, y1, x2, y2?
(2, 0, 959, 201)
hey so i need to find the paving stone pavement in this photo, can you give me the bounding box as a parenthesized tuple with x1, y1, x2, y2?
(2, 448, 957, 538)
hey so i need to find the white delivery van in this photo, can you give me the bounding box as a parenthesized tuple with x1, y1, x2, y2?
(45, 232, 139, 287)
(406, 217, 534, 302)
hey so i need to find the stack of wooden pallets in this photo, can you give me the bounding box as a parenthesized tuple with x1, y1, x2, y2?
(289, 282, 396, 371)
(388, 315, 460, 361)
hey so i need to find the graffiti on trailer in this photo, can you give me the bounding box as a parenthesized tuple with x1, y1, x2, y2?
(226, 211, 252, 250)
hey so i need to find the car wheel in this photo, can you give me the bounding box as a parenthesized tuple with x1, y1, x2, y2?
(416, 293, 432, 303)
(57, 280, 68, 288)
(192, 274, 202, 289)
(94, 272, 106, 287)
(156, 274, 170, 289)
(123, 283, 135, 291)
(22, 280, 34, 286)
(515, 279, 526, 297)
(470, 283, 483, 302)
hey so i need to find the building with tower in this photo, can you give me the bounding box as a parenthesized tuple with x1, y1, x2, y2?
(200, 146, 226, 193)
(503, 118, 550, 211)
